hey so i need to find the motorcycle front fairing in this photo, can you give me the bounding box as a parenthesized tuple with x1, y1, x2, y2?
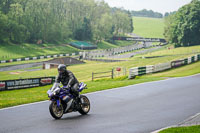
(47, 82, 90, 119)
(47, 82, 87, 110)
(47, 90, 53, 98)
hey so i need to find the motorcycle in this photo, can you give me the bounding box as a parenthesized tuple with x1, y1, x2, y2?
(47, 82, 90, 119)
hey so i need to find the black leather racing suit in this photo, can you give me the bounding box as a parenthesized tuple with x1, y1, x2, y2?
(56, 70, 79, 97)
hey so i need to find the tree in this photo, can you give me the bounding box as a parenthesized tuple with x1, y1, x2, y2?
(74, 17, 92, 40)
(0, 0, 134, 44)
(7, 3, 29, 43)
(164, 12, 170, 17)
(131, 9, 163, 18)
(97, 13, 113, 40)
(0, 0, 17, 14)
(0, 11, 9, 43)
(164, 0, 200, 47)
(112, 9, 133, 35)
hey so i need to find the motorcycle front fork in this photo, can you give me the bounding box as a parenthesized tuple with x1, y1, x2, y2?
(56, 99, 61, 107)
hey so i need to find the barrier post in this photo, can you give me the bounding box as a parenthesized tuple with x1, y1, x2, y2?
(111, 69, 114, 79)
(92, 72, 94, 81)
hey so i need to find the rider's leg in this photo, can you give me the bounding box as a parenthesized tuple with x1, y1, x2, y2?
(70, 83, 79, 98)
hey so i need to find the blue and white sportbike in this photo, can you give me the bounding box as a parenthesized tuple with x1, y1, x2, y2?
(47, 82, 90, 119)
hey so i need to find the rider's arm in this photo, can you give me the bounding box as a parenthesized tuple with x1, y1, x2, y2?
(51, 82, 60, 91)
(51, 75, 61, 91)
(67, 70, 75, 88)
(55, 75, 61, 83)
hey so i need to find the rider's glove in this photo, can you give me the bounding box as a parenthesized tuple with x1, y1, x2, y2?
(66, 84, 71, 89)
(63, 85, 71, 90)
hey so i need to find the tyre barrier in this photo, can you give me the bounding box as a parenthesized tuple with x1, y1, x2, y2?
(0, 52, 79, 64)
(129, 54, 200, 79)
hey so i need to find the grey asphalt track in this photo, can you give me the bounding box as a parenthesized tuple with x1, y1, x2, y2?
(0, 62, 42, 72)
(0, 74, 200, 133)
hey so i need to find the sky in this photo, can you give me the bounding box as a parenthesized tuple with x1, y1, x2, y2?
(103, 0, 192, 14)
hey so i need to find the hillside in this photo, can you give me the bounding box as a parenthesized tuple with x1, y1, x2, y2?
(0, 17, 165, 61)
(133, 17, 164, 38)
(0, 41, 134, 61)
(0, 43, 79, 61)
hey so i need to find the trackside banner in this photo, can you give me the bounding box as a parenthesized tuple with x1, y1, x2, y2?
(171, 60, 185, 68)
(0, 77, 55, 91)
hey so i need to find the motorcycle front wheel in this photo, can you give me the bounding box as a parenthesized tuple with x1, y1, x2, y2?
(78, 95, 90, 115)
(49, 101, 64, 119)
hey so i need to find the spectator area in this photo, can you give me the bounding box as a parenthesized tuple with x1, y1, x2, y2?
(69, 41, 97, 50)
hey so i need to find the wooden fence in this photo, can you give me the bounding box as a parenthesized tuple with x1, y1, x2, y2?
(92, 69, 114, 81)
(92, 67, 127, 81)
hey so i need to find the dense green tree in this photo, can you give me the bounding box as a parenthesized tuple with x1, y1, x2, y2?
(131, 9, 163, 18)
(164, 12, 170, 17)
(0, 0, 133, 44)
(0, 0, 17, 14)
(164, 0, 200, 47)
(0, 11, 9, 43)
(74, 17, 92, 40)
(128, 11, 134, 33)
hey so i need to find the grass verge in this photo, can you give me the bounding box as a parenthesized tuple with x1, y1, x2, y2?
(159, 125, 200, 133)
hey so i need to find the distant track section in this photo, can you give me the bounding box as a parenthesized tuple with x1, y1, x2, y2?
(112, 36, 166, 43)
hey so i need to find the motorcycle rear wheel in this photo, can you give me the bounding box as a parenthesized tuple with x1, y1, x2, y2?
(78, 95, 90, 115)
(49, 101, 64, 119)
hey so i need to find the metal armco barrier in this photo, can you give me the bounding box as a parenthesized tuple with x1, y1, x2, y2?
(0, 77, 55, 91)
(129, 54, 200, 79)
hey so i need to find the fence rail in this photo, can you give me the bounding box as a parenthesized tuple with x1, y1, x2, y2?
(92, 67, 127, 81)
(92, 69, 114, 81)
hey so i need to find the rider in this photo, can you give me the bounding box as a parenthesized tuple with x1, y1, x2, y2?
(55, 64, 80, 100)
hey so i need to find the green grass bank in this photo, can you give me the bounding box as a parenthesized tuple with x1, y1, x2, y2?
(159, 125, 200, 133)
(133, 17, 164, 38)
